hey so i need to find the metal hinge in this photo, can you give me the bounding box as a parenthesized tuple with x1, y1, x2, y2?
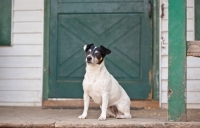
(161, 4, 164, 18)
(148, 0, 152, 18)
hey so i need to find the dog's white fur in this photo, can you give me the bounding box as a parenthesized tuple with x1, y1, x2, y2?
(78, 61, 132, 120)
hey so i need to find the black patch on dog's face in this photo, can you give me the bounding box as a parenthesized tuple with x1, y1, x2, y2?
(83, 44, 111, 64)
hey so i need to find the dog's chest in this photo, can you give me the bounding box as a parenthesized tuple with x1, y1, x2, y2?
(83, 64, 110, 104)
(84, 79, 103, 104)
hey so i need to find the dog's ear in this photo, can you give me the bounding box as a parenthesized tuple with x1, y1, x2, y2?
(100, 45, 111, 56)
(83, 44, 94, 51)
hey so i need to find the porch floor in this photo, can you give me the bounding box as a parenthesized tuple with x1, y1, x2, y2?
(0, 107, 200, 128)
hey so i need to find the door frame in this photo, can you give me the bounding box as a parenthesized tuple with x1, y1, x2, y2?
(42, 0, 160, 102)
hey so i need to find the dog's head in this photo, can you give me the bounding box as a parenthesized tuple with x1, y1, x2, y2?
(83, 44, 111, 65)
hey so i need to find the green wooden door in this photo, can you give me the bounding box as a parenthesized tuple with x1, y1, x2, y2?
(0, 0, 12, 45)
(195, 0, 200, 40)
(49, 0, 152, 99)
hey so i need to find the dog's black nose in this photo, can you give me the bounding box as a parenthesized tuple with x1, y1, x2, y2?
(87, 56, 92, 61)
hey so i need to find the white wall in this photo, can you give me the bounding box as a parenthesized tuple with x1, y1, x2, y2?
(160, 0, 200, 109)
(0, 0, 199, 108)
(0, 0, 44, 106)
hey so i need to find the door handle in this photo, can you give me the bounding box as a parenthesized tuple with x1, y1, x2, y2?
(148, 0, 152, 18)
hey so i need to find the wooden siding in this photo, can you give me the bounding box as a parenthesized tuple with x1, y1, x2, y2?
(0, 0, 44, 106)
(0, 0, 199, 108)
(160, 0, 200, 108)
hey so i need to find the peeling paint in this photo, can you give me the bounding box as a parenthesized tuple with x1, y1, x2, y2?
(168, 89, 173, 99)
(177, 113, 187, 122)
(187, 41, 200, 57)
(148, 70, 153, 99)
(168, 0, 187, 122)
(148, 89, 152, 100)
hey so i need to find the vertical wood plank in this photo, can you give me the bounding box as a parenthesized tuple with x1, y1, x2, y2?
(195, 0, 200, 40)
(43, 0, 50, 100)
(168, 0, 187, 121)
(152, 0, 160, 100)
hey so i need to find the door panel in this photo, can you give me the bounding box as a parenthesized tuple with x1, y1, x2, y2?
(49, 0, 152, 99)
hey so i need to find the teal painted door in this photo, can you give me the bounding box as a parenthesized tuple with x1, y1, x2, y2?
(49, 0, 152, 99)
(0, 0, 12, 45)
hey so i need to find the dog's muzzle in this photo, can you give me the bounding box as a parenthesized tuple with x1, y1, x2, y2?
(86, 56, 92, 63)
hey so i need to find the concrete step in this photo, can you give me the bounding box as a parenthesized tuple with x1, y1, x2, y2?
(0, 107, 200, 128)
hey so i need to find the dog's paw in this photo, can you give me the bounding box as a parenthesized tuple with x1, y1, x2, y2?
(98, 115, 106, 121)
(78, 114, 87, 119)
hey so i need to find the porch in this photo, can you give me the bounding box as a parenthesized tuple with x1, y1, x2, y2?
(0, 107, 200, 128)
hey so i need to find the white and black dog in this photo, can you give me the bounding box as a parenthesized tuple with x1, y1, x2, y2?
(78, 44, 132, 121)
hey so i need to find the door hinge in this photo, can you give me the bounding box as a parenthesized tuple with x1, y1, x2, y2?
(148, 0, 152, 18)
(161, 4, 164, 18)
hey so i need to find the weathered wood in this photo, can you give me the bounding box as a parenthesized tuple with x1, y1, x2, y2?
(160, 0, 195, 45)
(13, 22, 43, 33)
(162, 67, 200, 80)
(187, 92, 200, 103)
(187, 0, 194, 7)
(187, 104, 200, 109)
(0, 45, 42, 56)
(14, 0, 43, 10)
(49, 0, 152, 99)
(42, 100, 159, 108)
(161, 56, 168, 67)
(0, 68, 41, 79)
(161, 31, 194, 44)
(162, 41, 199, 56)
(0, 57, 41, 67)
(14, 11, 43, 22)
(187, 31, 195, 41)
(0, 80, 41, 91)
(161, 44, 168, 55)
(161, 68, 168, 80)
(152, 0, 160, 101)
(13, 33, 43, 44)
(168, 0, 187, 121)
(195, 0, 200, 40)
(0, 91, 41, 102)
(187, 20, 194, 31)
(187, 41, 200, 57)
(43, 0, 50, 100)
(162, 92, 200, 103)
(162, 80, 200, 92)
(187, 80, 200, 91)
(161, 20, 168, 32)
(187, 7, 195, 19)
(187, 68, 200, 79)
(161, 32, 168, 43)
(0, 102, 41, 106)
(130, 101, 159, 108)
(0, 0, 12, 45)
(162, 103, 200, 109)
(162, 56, 200, 67)
(0, 0, 44, 107)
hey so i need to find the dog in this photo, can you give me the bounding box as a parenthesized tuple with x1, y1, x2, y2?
(78, 44, 132, 121)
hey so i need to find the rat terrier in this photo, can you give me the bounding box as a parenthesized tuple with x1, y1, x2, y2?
(78, 44, 132, 121)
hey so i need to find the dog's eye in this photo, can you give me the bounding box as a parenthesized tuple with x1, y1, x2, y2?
(86, 50, 90, 55)
(95, 52, 101, 58)
(95, 52, 100, 55)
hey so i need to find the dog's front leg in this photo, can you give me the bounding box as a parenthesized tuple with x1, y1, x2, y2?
(78, 93, 90, 119)
(98, 92, 109, 121)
